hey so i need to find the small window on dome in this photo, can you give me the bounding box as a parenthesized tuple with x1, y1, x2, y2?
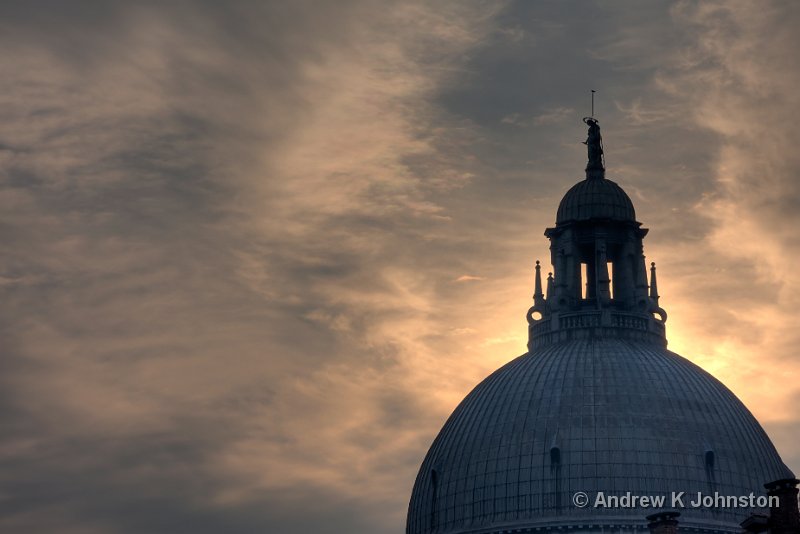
(550, 446, 561, 465)
(705, 450, 715, 470)
(607, 261, 614, 299)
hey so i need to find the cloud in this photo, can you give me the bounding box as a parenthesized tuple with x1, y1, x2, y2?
(533, 106, 574, 125)
(455, 274, 485, 282)
(0, 2, 504, 532)
(501, 112, 525, 125)
(648, 1, 800, 423)
(1, 1, 799, 532)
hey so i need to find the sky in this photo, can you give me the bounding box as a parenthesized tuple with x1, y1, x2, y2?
(1, 1, 799, 532)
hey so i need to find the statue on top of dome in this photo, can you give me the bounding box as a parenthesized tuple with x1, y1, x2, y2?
(583, 117, 604, 176)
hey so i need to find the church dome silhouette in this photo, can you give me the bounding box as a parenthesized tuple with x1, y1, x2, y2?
(406, 118, 795, 533)
(406, 340, 792, 533)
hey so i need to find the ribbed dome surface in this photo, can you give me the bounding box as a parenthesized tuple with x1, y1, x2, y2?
(407, 339, 793, 533)
(556, 178, 636, 224)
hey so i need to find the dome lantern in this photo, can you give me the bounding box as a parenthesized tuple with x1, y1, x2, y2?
(528, 118, 665, 351)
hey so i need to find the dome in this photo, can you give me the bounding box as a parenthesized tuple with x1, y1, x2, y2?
(556, 177, 636, 224)
(406, 339, 793, 533)
(406, 118, 798, 533)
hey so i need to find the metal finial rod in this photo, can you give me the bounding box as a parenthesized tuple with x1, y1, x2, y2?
(591, 89, 596, 118)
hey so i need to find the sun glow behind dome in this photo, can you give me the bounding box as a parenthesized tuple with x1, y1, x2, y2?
(406, 118, 796, 533)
